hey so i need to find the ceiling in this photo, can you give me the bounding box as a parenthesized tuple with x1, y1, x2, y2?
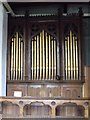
(6, 0, 89, 2)
(6, 2, 88, 16)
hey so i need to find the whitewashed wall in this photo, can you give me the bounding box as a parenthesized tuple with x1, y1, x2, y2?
(0, 2, 7, 96)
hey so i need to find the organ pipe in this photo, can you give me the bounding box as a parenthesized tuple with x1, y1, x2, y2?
(40, 32, 42, 80)
(16, 32, 18, 80)
(11, 38, 14, 80)
(54, 38, 56, 79)
(13, 37, 16, 80)
(67, 36, 70, 79)
(37, 35, 39, 80)
(32, 40, 34, 80)
(21, 41, 23, 80)
(73, 35, 75, 79)
(34, 38, 36, 80)
(75, 40, 78, 79)
(51, 39, 54, 80)
(65, 40, 68, 79)
(70, 31, 73, 79)
(18, 38, 20, 79)
(49, 35, 51, 80)
(42, 30, 45, 80)
(46, 32, 48, 79)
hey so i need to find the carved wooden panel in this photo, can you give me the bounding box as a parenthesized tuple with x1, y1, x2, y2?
(7, 84, 27, 96)
(7, 83, 82, 98)
(62, 85, 82, 98)
(27, 84, 61, 97)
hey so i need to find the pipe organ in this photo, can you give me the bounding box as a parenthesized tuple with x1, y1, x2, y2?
(7, 9, 84, 100)
(2, 3, 88, 119)
(31, 30, 57, 80)
(4, 6, 86, 119)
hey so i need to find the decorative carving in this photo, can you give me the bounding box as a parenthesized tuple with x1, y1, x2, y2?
(51, 101, 56, 106)
(19, 101, 24, 105)
(64, 23, 78, 35)
(47, 23, 57, 36)
(31, 24, 40, 36)
(84, 102, 89, 106)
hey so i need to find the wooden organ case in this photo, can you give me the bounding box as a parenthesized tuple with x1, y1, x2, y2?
(6, 8, 85, 118)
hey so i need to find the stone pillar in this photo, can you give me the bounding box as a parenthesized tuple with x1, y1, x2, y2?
(0, 2, 7, 96)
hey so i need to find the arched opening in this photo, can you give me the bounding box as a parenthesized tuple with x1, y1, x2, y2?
(2, 101, 20, 117)
(56, 102, 83, 117)
(23, 102, 51, 117)
(77, 105, 85, 117)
